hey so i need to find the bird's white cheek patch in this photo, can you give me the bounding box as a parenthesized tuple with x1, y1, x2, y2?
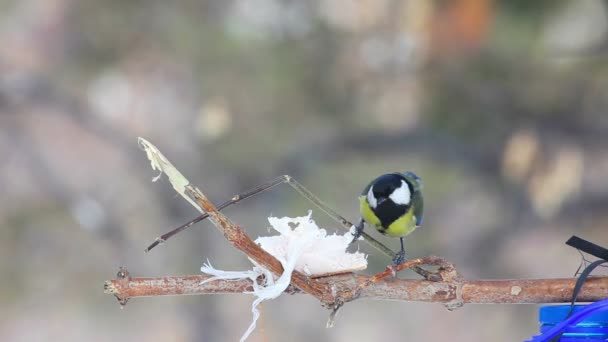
(390, 180, 411, 205)
(367, 186, 377, 208)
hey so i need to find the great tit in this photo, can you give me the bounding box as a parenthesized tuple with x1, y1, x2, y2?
(352, 171, 423, 265)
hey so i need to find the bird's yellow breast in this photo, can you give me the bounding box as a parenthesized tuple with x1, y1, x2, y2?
(359, 196, 381, 227)
(359, 196, 418, 238)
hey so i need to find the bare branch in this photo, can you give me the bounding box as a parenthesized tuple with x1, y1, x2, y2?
(130, 140, 606, 316)
(138, 139, 331, 303)
(104, 268, 608, 305)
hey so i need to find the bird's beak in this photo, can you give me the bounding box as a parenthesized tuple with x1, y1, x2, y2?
(376, 197, 387, 206)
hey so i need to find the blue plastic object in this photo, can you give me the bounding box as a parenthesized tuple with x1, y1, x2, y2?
(527, 301, 608, 341)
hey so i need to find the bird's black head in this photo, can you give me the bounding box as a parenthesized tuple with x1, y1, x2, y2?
(362, 173, 413, 209)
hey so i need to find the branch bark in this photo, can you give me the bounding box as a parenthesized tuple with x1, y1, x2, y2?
(104, 269, 608, 305)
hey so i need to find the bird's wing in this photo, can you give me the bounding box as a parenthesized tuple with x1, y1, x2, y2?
(413, 191, 424, 226)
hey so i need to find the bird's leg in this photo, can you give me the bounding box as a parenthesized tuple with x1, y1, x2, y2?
(392, 237, 407, 266)
(350, 218, 365, 244)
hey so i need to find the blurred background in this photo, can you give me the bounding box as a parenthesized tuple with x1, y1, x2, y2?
(2, 0, 608, 341)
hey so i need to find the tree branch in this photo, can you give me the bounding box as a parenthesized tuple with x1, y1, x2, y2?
(104, 267, 608, 306)
(128, 140, 606, 316)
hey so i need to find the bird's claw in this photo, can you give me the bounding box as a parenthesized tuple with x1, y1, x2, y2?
(350, 220, 364, 245)
(392, 250, 406, 266)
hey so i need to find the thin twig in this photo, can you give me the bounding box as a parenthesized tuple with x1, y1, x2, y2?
(144, 176, 288, 252)
(360, 256, 458, 288)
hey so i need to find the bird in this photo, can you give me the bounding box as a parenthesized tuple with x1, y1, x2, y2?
(352, 171, 424, 265)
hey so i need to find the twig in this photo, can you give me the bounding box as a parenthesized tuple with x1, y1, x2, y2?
(144, 176, 289, 252)
(104, 268, 608, 305)
(138, 138, 331, 303)
(360, 256, 458, 287)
